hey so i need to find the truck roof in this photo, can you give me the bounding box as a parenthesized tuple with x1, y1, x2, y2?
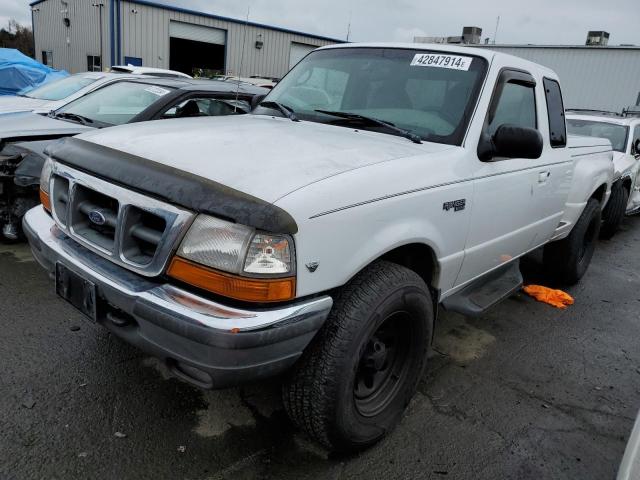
(319, 42, 560, 80)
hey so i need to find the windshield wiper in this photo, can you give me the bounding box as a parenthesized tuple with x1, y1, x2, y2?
(53, 112, 95, 126)
(260, 101, 299, 122)
(315, 109, 422, 144)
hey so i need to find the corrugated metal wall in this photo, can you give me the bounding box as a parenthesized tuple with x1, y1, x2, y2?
(32, 0, 111, 73)
(33, 0, 337, 77)
(118, 0, 335, 78)
(479, 46, 640, 112)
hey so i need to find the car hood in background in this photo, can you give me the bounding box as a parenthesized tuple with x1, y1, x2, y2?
(0, 96, 50, 114)
(0, 111, 93, 141)
(77, 115, 453, 203)
(612, 151, 636, 180)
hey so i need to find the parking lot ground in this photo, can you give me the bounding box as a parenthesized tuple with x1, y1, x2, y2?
(1, 218, 640, 480)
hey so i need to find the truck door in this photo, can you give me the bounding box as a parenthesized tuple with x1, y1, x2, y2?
(455, 69, 561, 287)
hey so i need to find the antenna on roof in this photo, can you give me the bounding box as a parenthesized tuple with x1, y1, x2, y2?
(234, 3, 251, 112)
(346, 10, 352, 42)
(493, 16, 500, 44)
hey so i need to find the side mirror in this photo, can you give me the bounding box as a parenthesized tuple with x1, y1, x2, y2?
(251, 94, 267, 111)
(478, 124, 544, 161)
(634, 138, 640, 156)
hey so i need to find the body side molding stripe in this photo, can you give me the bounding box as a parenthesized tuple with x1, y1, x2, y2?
(310, 160, 573, 219)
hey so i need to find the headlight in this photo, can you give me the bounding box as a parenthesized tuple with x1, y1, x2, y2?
(168, 214, 296, 302)
(176, 215, 254, 274)
(40, 157, 54, 194)
(244, 234, 293, 275)
(39, 158, 54, 211)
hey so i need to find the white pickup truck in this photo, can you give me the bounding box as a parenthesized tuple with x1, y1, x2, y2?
(24, 43, 613, 452)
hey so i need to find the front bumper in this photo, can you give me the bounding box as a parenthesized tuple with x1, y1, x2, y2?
(23, 206, 333, 389)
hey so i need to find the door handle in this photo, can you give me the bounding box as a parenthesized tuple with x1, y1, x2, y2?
(538, 171, 551, 183)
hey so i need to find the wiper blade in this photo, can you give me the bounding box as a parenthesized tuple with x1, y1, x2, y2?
(54, 112, 95, 126)
(260, 101, 299, 122)
(315, 109, 422, 144)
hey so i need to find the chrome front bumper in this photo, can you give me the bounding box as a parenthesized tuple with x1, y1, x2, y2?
(23, 206, 333, 388)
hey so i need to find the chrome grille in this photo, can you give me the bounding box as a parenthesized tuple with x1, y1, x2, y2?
(48, 162, 194, 277)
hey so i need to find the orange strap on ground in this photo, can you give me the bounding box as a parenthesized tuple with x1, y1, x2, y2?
(523, 285, 574, 309)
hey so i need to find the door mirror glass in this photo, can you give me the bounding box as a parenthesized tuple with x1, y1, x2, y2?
(634, 138, 640, 156)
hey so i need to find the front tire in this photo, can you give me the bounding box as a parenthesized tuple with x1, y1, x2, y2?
(283, 261, 433, 452)
(543, 198, 601, 285)
(600, 181, 628, 239)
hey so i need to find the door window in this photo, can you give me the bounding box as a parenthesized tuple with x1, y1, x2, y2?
(633, 125, 640, 155)
(488, 81, 537, 136)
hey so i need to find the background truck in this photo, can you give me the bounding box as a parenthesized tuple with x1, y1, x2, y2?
(25, 43, 612, 452)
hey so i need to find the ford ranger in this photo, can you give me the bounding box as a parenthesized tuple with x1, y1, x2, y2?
(24, 43, 613, 452)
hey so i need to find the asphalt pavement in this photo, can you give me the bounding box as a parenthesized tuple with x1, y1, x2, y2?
(1, 217, 639, 480)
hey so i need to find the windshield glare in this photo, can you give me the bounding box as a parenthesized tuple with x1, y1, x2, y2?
(25, 75, 97, 101)
(262, 47, 487, 145)
(57, 81, 172, 126)
(567, 119, 629, 153)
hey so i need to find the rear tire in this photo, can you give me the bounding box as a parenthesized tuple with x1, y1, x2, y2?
(282, 261, 433, 452)
(543, 198, 601, 285)
(600, 181, 628, 239)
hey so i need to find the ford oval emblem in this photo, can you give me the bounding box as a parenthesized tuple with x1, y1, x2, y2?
(88, 210, 106, 226)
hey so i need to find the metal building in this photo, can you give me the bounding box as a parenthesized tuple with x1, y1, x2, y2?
(30, 0, 342, 78)
(476, 45, 640, 112)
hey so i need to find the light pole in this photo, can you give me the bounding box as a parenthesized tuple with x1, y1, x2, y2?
(92, 3, 104, 71)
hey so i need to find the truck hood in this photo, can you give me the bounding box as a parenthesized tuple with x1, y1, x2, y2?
(0, 111, 93, 141)
(77, 115, 453, 203)
(0, 96, 50, 114)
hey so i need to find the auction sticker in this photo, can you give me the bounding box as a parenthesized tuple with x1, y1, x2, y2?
(411, 53, 472, 71)
(144, 86, 170, 96)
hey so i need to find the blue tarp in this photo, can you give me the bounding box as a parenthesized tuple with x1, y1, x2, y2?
(0, 48, 68, 96)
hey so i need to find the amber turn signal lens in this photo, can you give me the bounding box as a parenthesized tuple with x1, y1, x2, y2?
(167, 256, 296, 303)
(40, 189, 51, 212)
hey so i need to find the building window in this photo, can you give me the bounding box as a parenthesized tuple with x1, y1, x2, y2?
(87, 55, 102, 72)
(42, 51, 53, 66)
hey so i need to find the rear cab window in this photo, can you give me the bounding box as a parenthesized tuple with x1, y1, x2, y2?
(543, 78, 567, 148)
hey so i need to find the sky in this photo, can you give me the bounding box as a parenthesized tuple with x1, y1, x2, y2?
(3, 0, 639, 46)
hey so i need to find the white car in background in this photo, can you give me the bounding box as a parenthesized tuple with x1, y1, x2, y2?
(108, 65, 192, 79)
(567, 111, 640, 238)
(0, 68, 192, 116)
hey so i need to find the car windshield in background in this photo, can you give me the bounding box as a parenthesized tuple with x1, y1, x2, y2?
(567, 119, 629, 153)
(24, 75, 98, 101)
(57, 81, 172, 126)
(262, 47, 488, 145)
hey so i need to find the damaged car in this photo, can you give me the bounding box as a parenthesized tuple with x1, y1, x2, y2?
(0, 77, 267, 239)
(567, 110, 640, 238)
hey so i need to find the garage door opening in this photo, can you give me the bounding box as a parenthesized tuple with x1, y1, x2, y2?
(169, 38, 225, 76)
(169, 21, 226, 77)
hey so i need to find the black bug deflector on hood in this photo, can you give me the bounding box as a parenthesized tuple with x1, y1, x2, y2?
(46, 137, 299, 234)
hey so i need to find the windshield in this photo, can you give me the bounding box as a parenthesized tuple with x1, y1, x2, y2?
(25, 75, 98, 101)
(56, 81, 173, 126)
(261, 47, 488, 145)
(567, 119, 629, 153)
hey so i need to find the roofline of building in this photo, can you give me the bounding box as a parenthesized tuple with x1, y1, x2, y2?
(29, 0, 345, 44)
(475, 44, 640, 50)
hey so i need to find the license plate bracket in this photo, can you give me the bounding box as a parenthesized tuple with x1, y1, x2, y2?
(55, 263, 97, 321)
